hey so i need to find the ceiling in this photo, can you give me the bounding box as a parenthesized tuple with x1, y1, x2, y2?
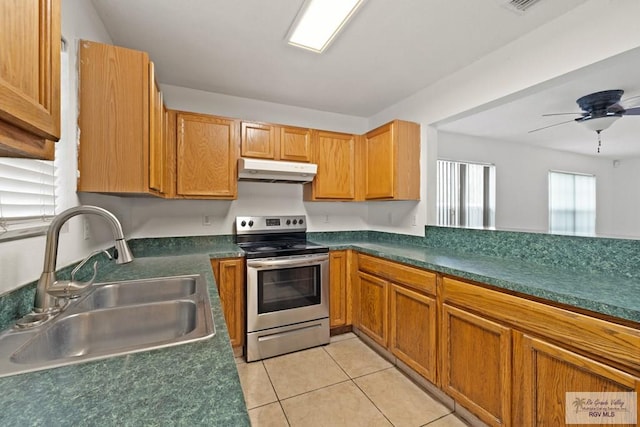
(438, 47, 640, 159)
(90, 0, 586, 117)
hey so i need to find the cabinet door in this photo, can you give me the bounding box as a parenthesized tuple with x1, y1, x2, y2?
(364, 123, 395, 199)
(148, 62, 164, 194)
(177, 113, 238, 198)
(441, 304, 512, 427)
(241, 121, 275, 159)
(330, 250, 349, 328)
(211, 258, 245, 349)
(279, 126, 311, 162)
(513, 332, 640, 427)
(356, 271, 388, 347)
(78, 40, 151, 193)
(0, 0, 60, 159)
(389, 284, 437, 383)
(307, 131, 356, 200)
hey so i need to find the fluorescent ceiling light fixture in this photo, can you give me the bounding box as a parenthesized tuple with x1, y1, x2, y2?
(287, 0, 365, 53)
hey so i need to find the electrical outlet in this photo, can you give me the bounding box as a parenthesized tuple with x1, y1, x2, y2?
(324, 215, 329, 223)
(387, 212, 393, 225)
(411, 215, 417, 226)
(202, 215, 212, 226)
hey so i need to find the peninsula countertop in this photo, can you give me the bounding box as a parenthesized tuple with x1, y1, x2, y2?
(0, 254, 250, 427)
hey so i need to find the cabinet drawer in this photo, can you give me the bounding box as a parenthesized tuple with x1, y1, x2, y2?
(442, 277, 640, 373)
(358, 254, 435, 295)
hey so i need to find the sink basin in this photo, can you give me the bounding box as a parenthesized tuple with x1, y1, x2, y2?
(75, 276, 197, 310)
(0, 274, 215, 377)
(12, 301, 199, 365)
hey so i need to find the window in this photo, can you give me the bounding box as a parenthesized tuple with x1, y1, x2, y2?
(0, 159, 56, 241)
(437, 160, 495, 229)
(549, 171, 596, 236)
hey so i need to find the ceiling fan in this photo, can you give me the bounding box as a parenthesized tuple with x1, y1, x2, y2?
(529, 89, 640, 152)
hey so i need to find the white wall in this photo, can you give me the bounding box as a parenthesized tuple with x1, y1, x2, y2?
(120, 84, 370, 239)
(367, 0, 640, 234)
(438, 132, 619, 235)
(0, 0, 116, 295)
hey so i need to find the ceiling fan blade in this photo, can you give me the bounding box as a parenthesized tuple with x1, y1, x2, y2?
(622, 106, 640, 115)
(542, 112, 583, 116)
(619, 94, 640, 109)
(528, 119, 576, 133)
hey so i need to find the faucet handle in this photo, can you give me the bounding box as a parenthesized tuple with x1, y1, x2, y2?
(70, 249, 111, 282)
(48, 262, 98, 299)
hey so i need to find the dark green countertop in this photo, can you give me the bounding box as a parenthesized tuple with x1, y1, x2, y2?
(312, 238, 640, 324)
(2, 231, 639, 426)
(0, 255, 250, 427)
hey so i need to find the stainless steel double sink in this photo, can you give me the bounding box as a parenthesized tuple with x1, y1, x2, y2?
(0, 275, 215, 378)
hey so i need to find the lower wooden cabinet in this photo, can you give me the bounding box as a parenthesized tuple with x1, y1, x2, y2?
(513, 332, 640, 427)
(210, 258, 245, 351)
(389, 283, 437, 383)
(354, 253, 439, 384)
(440, 303, 512, 427)
(356, 270, 388, 347)
(329, 250, 350, 328)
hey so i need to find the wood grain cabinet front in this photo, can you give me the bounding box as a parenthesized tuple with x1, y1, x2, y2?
(78, 40, 164, 195)
(0, 0, 60, 159)
(355, 253, 438, 383)
(329, 250, 350, 328)
(356, 270, 388, 348)
(364, 120, 420, 200)
(241, 121, 311, 162)
(513, 331, 640, 427)
(175, 112, 239, 199)
(211, 258, 245, 353)
(389, 283, 437, 383)
(303, 131, 358, 201)
(440, 303, 512, 427)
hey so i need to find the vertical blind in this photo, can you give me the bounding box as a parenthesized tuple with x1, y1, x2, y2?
(437, 160, 495, 229)
(549, 171, 596, 236)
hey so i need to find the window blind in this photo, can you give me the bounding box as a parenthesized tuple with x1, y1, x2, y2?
(549, 171, 595, 236)
(0, 158, 56, 240)
(437, 160, 495, 229)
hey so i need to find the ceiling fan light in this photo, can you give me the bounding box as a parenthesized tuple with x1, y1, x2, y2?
(580, 115, 621, 132)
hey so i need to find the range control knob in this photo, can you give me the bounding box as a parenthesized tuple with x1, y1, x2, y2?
(248, 220, 254, 227)
(286, 219, 291, 225)
(299, 219, 304, 225)
(240, 220, 246, 227)
(293, 219, 298, 225)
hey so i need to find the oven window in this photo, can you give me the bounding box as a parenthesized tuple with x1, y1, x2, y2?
(258, 265, 321, 314)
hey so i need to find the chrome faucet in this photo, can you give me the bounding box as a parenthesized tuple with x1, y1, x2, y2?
(34, 205, 134, 314)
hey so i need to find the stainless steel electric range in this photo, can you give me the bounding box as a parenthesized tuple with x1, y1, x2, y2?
(235, 215, 330, 362)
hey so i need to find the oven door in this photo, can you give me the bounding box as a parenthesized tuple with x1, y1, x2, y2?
(246, 253, 329, 332)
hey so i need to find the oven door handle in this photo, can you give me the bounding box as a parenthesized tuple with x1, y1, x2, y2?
(247, 255, 328, 269)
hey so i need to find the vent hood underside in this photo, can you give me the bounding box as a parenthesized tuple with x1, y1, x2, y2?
(238, 158, 317, 183)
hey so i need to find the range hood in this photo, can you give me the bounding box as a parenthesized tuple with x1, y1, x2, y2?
(238, 158, 317, 183)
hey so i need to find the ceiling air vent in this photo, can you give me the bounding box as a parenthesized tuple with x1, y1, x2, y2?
(500, 0, 543, 14)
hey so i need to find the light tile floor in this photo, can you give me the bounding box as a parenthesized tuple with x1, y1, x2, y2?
(236, 333, 469, 427)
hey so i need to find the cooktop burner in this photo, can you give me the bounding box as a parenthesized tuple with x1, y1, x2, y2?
(235, 215, 329, 259)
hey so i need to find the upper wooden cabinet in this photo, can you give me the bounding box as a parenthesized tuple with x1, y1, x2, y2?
(149, 65, 165, 194)
(175, 112, 239, 199)
(364, 120, 420, 200)
(0, 0, 60, 159)
(279, 125, 311, 162)
(241, 121, 311, 162)
(78, 40, 163, 195)
(303, 131, 359, 201)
